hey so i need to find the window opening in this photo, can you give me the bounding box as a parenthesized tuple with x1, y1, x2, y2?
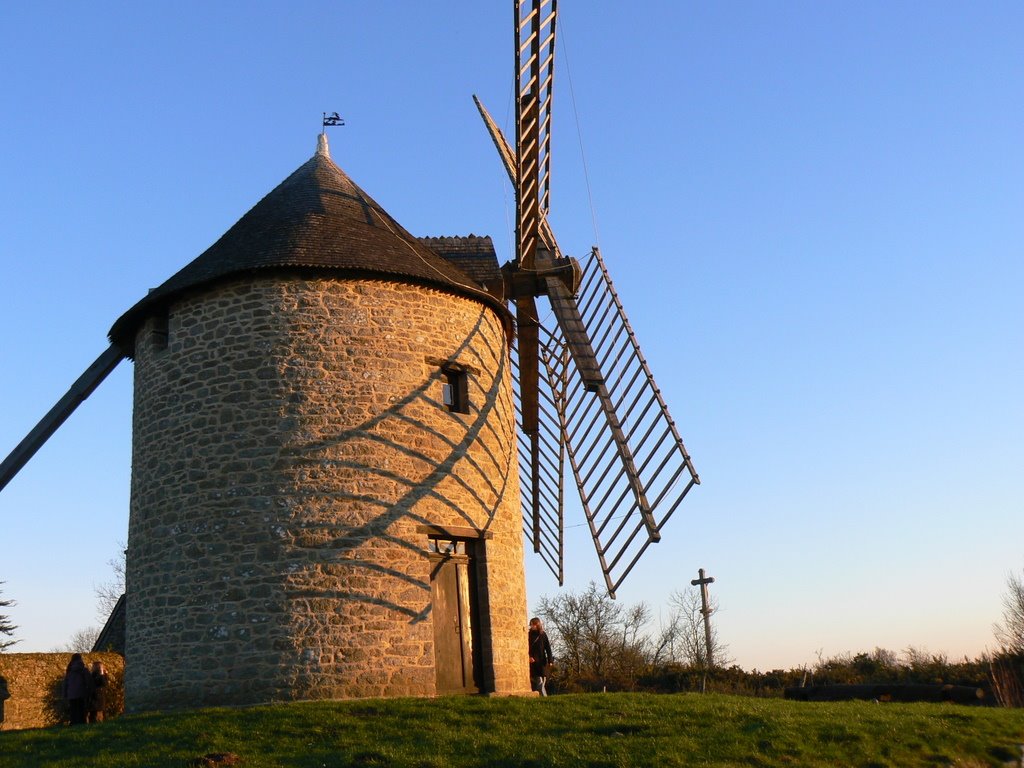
(152, 309, 169, 350)
(441, 366, 469, 414)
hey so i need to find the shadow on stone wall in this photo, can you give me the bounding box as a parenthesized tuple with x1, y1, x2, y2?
(281, 308, 513, 618)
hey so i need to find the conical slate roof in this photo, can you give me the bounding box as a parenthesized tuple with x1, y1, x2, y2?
(110, 135, 501, 351)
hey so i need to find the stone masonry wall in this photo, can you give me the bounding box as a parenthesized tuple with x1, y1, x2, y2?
(0, 653, 124, 731)
(126, 274, 528, 710)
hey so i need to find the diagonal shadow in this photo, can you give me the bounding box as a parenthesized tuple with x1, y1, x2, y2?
(277, 306, 518, 625)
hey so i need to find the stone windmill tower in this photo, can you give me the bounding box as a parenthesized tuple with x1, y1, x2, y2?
(106, 133, 528, 708)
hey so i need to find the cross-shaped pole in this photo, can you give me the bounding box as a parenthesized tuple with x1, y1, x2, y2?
(690, 567, 716, 669)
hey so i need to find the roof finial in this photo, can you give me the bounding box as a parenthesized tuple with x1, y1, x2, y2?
(317, 132, 330, 158)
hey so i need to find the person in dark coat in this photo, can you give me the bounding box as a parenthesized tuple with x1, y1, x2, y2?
(86, 661, 108, 723)
(62, 654, 93, 725)
(528, 617, 554, 696)
(0, 673, 10, 726)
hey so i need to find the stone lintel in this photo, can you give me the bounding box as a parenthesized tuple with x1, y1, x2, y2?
(416, 524, 494, 540)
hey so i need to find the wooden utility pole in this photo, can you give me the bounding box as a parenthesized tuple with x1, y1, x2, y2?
(690, 568, 716, 669)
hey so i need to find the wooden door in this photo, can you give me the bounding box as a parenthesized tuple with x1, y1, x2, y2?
(429, 538, 479, 694)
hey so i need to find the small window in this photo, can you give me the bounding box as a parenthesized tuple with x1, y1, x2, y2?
(441, 366, 469, 414)
(152, 309, 169, 350)
(428, 537, 466, 555)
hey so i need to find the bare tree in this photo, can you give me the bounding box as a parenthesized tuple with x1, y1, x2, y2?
(668, 585, 729, 670)
(0, 582, 18, 651)
(990, 568, 1024, 707)
(52, 626, 101, 653)
(535, 581, 732, 691)
(994, 569, 1024, 655)
(536, 582, 653, 688)
(616, 602, 653, 684)
(536, 589, 588, 678)
(95, 542, 126, 622)
(647, 607, 681, 668)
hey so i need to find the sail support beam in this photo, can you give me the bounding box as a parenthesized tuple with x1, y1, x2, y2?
(0, 344, 124, 494)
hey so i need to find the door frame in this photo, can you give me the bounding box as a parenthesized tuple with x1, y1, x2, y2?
(421, 525, 490, 695)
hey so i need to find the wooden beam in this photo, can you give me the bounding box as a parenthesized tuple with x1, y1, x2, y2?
(0, 344, 124, 493)
(545, 277, 603, 391)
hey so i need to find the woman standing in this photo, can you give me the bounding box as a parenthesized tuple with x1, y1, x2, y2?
(62, 654, 93, 725)
(528, 617, 554, 696)
(86, 661, 108, 723)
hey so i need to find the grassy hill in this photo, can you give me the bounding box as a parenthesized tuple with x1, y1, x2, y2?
(2, 692, 1022, 767)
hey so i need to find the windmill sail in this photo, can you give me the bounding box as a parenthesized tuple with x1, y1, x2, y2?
(511, 0, 560, 553)
(513, 249, 700, 596)
(558, 248, 699, 597)
(478, 0, 700, 595)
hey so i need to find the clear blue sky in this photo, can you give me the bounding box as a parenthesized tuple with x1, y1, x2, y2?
(1, 1, 1022, 671)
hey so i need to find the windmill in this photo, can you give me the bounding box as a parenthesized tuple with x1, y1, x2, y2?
(0, 1, 700, 601)
(0, 1, 699, 710)
(474, 0, 700, 597)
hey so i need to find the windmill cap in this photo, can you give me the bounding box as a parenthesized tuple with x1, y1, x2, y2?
(109, 135, 507, 354)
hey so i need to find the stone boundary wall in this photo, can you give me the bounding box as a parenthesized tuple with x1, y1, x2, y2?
(0, 653, 124, 731)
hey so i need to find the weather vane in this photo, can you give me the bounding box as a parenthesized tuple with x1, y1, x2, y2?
(322, 111, 345, 130)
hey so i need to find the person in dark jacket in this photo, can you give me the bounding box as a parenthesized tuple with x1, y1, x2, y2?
(86, 661, 108, 723)
(528, 617, 554, 696)
(0, 673, 10, 726)
(62, 654, 93, 725)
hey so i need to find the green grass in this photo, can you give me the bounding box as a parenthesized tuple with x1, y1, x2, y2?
(2, 693, 1023, 768)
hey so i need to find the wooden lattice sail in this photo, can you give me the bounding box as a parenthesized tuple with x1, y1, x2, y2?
(479, 0, 700, 597)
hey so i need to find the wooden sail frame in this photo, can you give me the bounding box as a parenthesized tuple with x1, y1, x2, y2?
(479, 1, 702, 593)
(512, 248, 700, 596)
(558, 248, 699, 596)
